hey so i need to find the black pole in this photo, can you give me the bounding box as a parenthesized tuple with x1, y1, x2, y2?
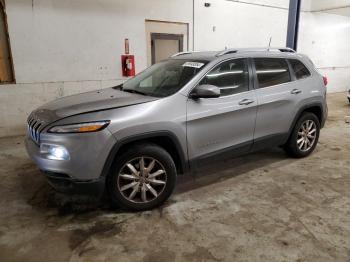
(286, 0, 302, 51)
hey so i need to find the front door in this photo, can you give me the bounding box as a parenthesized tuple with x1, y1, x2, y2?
(186, 58, 257, 166)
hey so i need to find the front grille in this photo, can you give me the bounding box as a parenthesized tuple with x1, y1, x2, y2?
(27, 115, 45, 144)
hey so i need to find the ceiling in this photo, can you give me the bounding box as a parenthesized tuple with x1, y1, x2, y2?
(303, 0, 350, 16)
(228, 0, 350, 17)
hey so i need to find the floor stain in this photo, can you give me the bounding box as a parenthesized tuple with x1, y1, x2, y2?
(69, 220, 122, 250)
(143, 249, 176, 262)
(183, 247, 220, 262)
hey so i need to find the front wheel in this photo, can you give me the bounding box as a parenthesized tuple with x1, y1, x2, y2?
(107, 144, 177, 211)
(284, 112, 320, 158)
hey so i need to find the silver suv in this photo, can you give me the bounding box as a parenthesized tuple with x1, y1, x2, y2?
(25, 48, 327, 210)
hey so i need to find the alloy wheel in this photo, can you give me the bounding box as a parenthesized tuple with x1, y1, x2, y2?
(297, 120, 317, 152)
(117, 156, 167, 203)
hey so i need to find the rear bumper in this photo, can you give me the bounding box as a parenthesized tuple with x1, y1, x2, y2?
(44, 171, 105, 196)
(322, 102, 328, 128)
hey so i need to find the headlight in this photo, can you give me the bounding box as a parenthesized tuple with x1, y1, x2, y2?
(48, 121, 110, 133)
(40, 144, 70, 160)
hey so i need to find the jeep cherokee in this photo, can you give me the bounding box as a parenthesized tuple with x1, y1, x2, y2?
(25, 48, 328, 211)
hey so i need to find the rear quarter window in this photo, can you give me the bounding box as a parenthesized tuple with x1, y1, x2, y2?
(289, 59, 311, 80)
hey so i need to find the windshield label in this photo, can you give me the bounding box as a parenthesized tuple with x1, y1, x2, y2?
(182, 62, 205, 68)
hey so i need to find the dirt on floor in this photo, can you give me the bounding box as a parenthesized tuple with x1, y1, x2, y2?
(0, 92, 349, 262)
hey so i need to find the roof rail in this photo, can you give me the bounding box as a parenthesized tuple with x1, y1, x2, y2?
(171, 51, 199, 57)
(216, 49, 238, 56)
(276, 47, 296, 53)
(216, 47, 295, 56)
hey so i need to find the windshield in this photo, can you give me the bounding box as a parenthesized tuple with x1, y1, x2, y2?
(122, 59, 208, 97)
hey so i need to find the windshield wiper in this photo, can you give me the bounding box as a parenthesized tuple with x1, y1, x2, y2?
(112, 84, 123, 90)
(122, 89, 150, 96)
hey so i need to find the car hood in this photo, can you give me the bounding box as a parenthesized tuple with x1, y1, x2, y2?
(31, 87, 158, 123)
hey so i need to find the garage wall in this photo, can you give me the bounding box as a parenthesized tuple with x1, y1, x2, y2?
(299, 12, 350, 93)
(7, 0, 193, 83)
(1, 0, 193, 137)
(0, 0, 349, 138)
(194, 0, 289, 50)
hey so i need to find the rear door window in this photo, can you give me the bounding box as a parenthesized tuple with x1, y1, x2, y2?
(289, 59, 311, 80)
(254, 58, 291, 88)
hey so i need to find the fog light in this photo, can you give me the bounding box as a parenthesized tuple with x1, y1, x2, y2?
(40, 144, 70, 160)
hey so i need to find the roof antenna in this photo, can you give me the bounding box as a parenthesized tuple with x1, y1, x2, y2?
(268, 36, 272, 51)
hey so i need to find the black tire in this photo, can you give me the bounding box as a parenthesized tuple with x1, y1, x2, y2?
(284, 112, 320, 158)
(107, 143, 177, 211)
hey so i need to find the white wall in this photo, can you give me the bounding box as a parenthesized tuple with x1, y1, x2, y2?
(7, 0, 193, 83)
(1, 0, 349, 138)
(194, 0, 288, 50)
(1, 0, 193, 137)
(299, 11, 350, 92)
(228, 0, 289, 9)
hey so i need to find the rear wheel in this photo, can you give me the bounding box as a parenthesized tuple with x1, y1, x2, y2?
(284, 112, 320, 158)
(107, 144, 177, 211)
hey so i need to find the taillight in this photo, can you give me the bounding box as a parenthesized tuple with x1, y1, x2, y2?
(323, 76, 328, 86)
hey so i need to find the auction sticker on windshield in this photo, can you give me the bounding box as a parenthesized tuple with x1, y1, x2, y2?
(182, 62, 205, 68)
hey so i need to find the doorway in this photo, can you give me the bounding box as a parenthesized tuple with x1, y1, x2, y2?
(145, 20, 188, 66)
(151, 33, 183, 64)
(0, 1, 14, 83)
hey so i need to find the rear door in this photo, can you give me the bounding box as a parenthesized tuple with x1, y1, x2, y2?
(186, 58, 257, 164)
(252, 57, 302, 149)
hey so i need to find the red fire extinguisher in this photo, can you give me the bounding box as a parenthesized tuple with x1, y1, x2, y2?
(121, 55, 135, 77)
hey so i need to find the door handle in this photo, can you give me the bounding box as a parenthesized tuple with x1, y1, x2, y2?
(291, 89, 302, 95)
(238, 99, 254, 105)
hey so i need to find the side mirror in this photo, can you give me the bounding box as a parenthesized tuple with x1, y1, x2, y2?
(190, 84, 221, 99)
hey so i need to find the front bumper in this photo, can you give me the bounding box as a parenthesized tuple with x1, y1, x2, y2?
(25, 129, 116, 195)
(43, 171, 105, 196)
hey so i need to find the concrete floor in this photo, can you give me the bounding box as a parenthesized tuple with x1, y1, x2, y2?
(0, 92, 349, 262)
